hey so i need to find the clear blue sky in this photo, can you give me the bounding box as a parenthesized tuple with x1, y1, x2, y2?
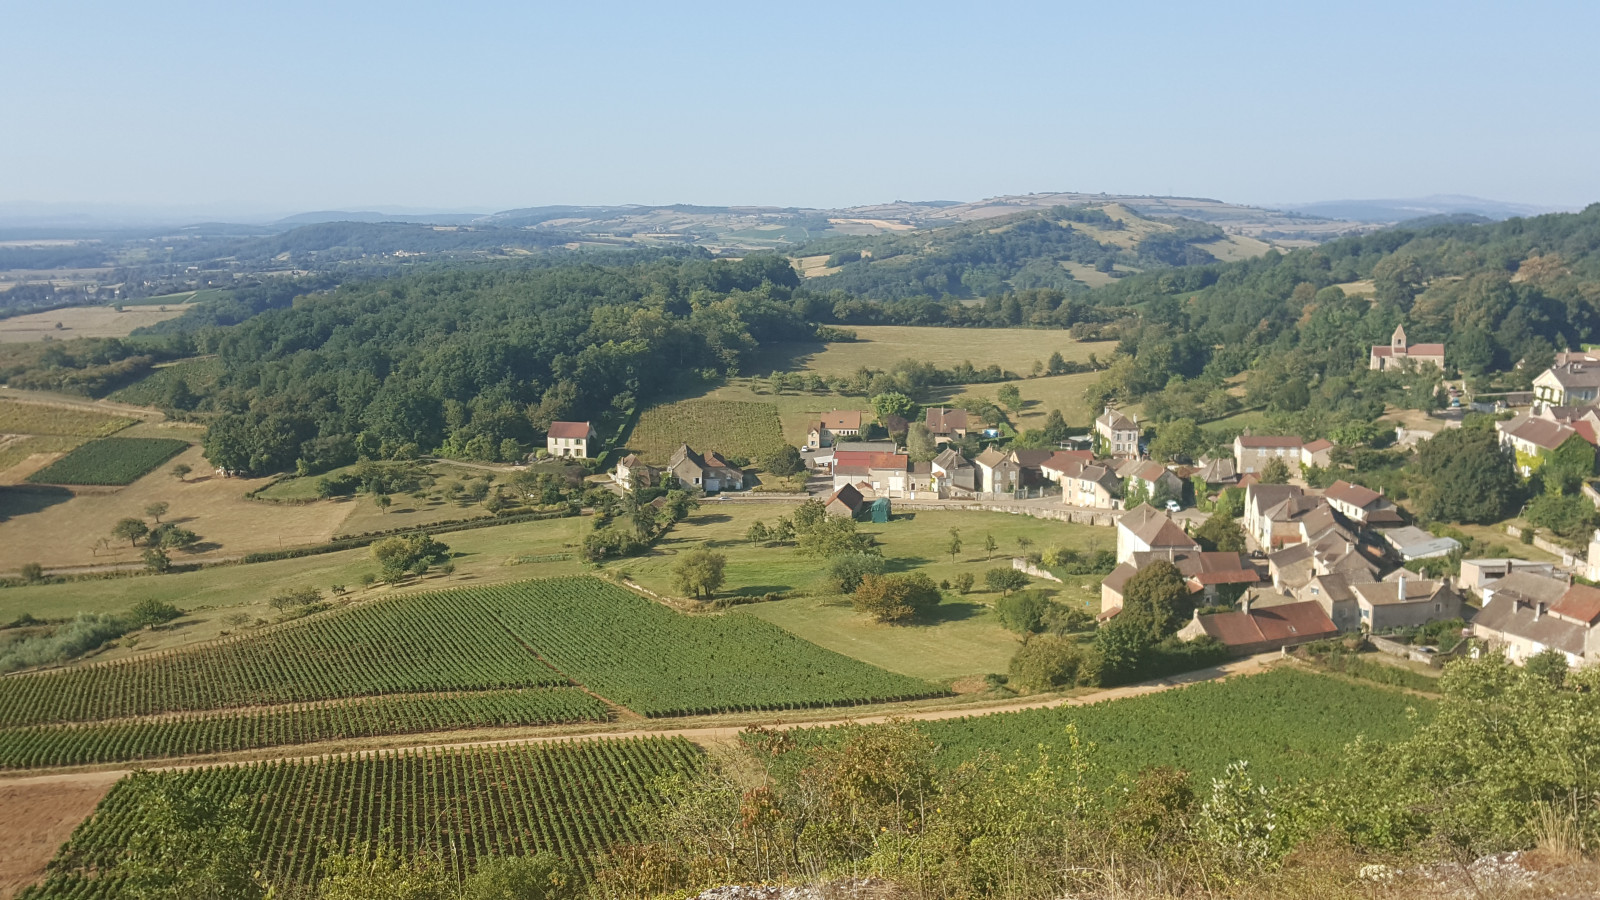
(6, 1, 1598, 215)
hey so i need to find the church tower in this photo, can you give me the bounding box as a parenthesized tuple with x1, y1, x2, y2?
(1391, 325, 1408, 354)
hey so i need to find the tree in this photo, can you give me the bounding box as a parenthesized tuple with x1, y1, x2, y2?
(852, 572, 941, 624)
(1016, 535, 1034, 553)
(759, 444, 804, 477)
(144, 502, 169, 524)
(983, 533, 998, 559)
(111, 772, 265, 900)
(154, 525, 201, 551)
(1150, 418, 1202, 462)
(1258, 458, 1291, 485)
(143, 547, 171, 573)
(316, 844, 453, 900)
(113, 517, 150, 547)
(374, 493, 392, 514)
(1047, 351, 1069, 375)
(825, 553, 886, 594)
(995, 590, 1051, 633)
(871, 391, 916, 424)
(170, 463, 191, 482)
(459, 854, 575, 900)
(997, 384, 1023, 414)
(796, 515, 874, 557)
(746, 521, 772, 543)
(984, 567, 1031, 596)
(370, 533, 450, 581)
(672, 548, 726, 601)
(1123, 476, 1151, 509)
(19, 562, 42, 583)
(905, 423, 938, 463)
(1118, 560, 1191, 640)
(1193, 514, 1247, 553)
(1412, 426, 1522, 524)
(946, 529, 963, 563)
(1009, 633, 1088, 691)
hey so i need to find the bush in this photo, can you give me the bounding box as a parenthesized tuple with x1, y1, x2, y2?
(984, 567, 1031, 596)
(1008, 634, 1090, 692)
(580, 527, 647, 562)
(953, 572, 975, 594)
(269, 587, 324, 611)
(995, 590, 1051, 634)
(0, 613, 129, 673)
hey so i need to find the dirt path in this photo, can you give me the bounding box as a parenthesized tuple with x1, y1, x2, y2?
(0, 770, 122, 900)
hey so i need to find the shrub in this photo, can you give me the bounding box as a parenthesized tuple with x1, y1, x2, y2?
(984, 568, 1031, 596)
(995, 590, 1051, 634)
(853, 572, 942, 624)
(825, 554, 887, 594)
(1008, 634, 1090, 692)
(953, 572, 975, 594)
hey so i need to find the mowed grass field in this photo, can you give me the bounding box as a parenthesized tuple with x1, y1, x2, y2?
(597, 503, 1108, 682)
(928, 371, 1102, 431)
(754, 325, 1099, 377)
(0, 304, 194, 343)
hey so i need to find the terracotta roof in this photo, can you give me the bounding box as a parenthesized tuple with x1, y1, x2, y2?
(1236, 435, 1303, 449)
(1324, 480, 1380, 509)
(925, 407, 969, 432)
(1042, 450, 1095, 472)
(826, 483, 865, 512)
(1371, 347, 1394, 358)
(1575, 421, 1600, 446)
(1197, 601, 1338, 647)
(1499, 415, 1576, 451)
(821, 410, 863, 430)
(618, 453, 642, 467)
(1552, 583, 1600, 625)
(1012, 449, 1054, 469)
(833, 451, 908, 471)
(1407, 343, 1446, 356)
(548, 421, 592, 439)
(1303, 439, 1334, 453)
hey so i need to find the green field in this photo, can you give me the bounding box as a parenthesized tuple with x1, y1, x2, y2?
(927, 370, 1102, 431)
(753, 325, 1098, 377)
(919, 668, 1432, 787)
(627, 398, 786, 464)
(0, 688, 608, 768)
(20, 737, 701, 897)
(685, 382, 874, 445)
(107, 357, 222, 406)
(25, 437, 189, 485)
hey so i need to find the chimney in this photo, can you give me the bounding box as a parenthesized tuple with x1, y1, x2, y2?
(1397, 574, 1406, 600)
(1534, 602, 1544, 622)
(1241, 593, 1252, 614)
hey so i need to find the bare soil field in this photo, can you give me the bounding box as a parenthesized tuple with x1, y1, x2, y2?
(0, 770, 121, 899)
(0, 437, 353, 573)
(0, 304, 194, 343)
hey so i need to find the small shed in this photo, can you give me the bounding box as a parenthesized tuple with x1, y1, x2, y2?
(868, 498, 891, 523)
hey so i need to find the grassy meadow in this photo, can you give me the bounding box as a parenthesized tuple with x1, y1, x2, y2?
(754, 325, 1099, 377)
(627, 398, 787, 463)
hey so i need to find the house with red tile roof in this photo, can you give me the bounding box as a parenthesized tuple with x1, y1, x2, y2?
(1323, 480, 1404, 526)
(1100, 550, 1260, 611)
(546, 421, 597, 458)
(1177, 596, 1339, 655)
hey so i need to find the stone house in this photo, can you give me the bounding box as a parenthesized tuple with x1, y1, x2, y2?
(1054, 458, 1121, 510)
(1322, 480, 1404, 527)
(1177, 596, 1339, 655)
(825, 483, 866, 518)
(613, 454, 663, 491)
(1233, 435, 1302, 476)
(1348, 576, 1467, 633)
(668, 444, 744, 493)
(930, 447, 977, 494)
(1095, 407, 1140, 457)
(974, 447, 1024, 494)
(1115, 504, 1200, 564)
(1472, 582, 1600, 667)
(925, 407, 969, 443)
(1370, 325, 1445, 371)
(1534, 359, 1600, 406)
(1116, 458, 1184, 505)
(546, 421, 597, 459)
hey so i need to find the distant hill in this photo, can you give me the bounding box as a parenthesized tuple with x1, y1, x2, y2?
(275, 210, 487, 227)
(785, 203, 1271, 300)
(1278, 195, 1569, 224)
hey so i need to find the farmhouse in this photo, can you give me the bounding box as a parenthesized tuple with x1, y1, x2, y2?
(1095, 407, 1140, 457)
(1195, 457, 1239, 488)
(1233, 435, 1301, 476)
(1116, 458, 1183, 505)
(1177, 596, 1339, 655)
(1115, 504, 1200, 564)
(1495, 412, 1595, 476)
(547, 421, 597, 459)
(830, 450, 914, 497)
(1478, 568, 1568, 608)
(1244, 483, 1339, 549)
(1370, 325, 1445, 371)
(974, 448, 1023, 494)
(1054, 457, 1121, 510)
(1472, 582, 1600, 667)
(807, 410, 865, 448)
(1269, 527, 1382, 594)
(1348, 575, 1467, 632)
(1460, 558, 1558, 593)
(1039, 450, 1095, 482)
(613, 454, 663, 491)
(667, 444, 744, 494)
(1300, 439, 1335, 468)
(930, 447, 977, 494)
(1100, 549, 1259, 610)
(925, 407, 969, 443)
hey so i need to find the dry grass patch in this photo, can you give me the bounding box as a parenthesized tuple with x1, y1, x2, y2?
(0, 304, 193, 343)
(756, 325, 1099, 378)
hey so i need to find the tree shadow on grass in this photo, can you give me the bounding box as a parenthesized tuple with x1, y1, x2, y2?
(0, 485, 72, 522)
(687, 513, 732, 526)
(923, 601, 987, 625)
(727, 583, 793, 598)
(882, 555, 933, 573)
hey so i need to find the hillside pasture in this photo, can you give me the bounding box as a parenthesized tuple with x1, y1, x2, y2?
(754, 325, 1098, 378)
(928, 370, 1102, 430)
(26, 437, 187, 486)
(627, 398, 786, 464)
(0, 400, 132, 438)
(0, 304, 193, 343)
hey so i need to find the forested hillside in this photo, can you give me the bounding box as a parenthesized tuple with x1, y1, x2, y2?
(1085, 204, 1600, 433)
(199, 255, 815, 474)
(794, 205, 1231, 299)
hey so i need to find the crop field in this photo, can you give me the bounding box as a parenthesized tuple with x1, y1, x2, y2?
(107, 357, 222, 406)
(25, 437, 188, 485)
(0, 689, 607, 769)
(487, 577, 942, 716)
(628, 398, 786, 464)
(19, 737, 702, 897)
(0, 591, 569, 726)
(0, 577, 939, 731)
(752, 325, 1099, 377)
(0, 304, 194, 343)
(920, 668, 1432, 787)
(0, 400, 132, 437)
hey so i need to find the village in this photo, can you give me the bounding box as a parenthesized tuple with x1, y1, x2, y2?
(525, 332, 1600, 673)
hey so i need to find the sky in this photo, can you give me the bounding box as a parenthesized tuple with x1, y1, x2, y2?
(5, 0, 1599, 218)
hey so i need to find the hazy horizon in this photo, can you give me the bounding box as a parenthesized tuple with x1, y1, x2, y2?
(7, 2, 1599, 214)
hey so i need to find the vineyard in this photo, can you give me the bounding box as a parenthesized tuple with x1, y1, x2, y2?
(0, 577, 938, 752)
(0, 688, 607, 768)
(921, 668, 1433, 787)
(628, 398, 786, 464)
(484, 577, 942, 715)
(19, 737, 702, 898)
(107, 357, 223, 406)
(26, 437, 189, 485)
(0, 400, 133, 437)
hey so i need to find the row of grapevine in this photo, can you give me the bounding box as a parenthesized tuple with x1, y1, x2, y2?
(0, 591, 567, 727)
(0, 688, 608, 769)
(19, 737, 702, 899)
(921, 668, 1434, 787)
(483, 577, 945, 716)
(26, 437, 189, 485)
